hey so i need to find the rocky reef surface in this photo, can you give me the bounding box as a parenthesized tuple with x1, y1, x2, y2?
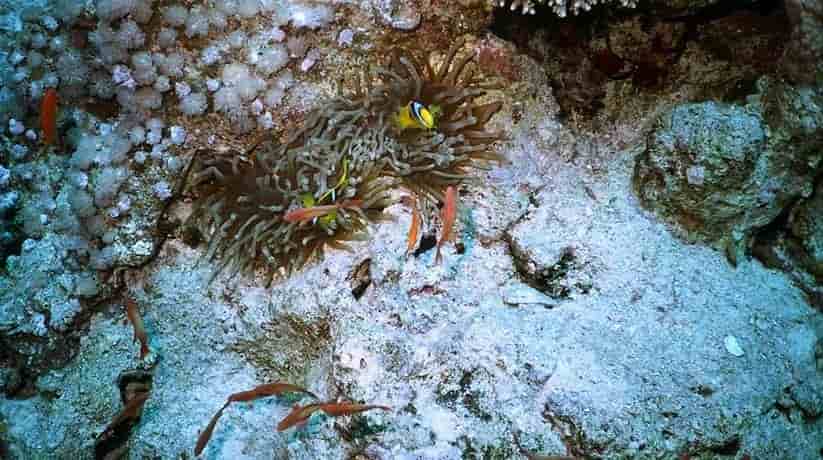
(0, 0, 821, 459)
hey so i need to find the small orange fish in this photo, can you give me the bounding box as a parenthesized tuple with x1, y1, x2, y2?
(406, 197, 421, 255)
(40, 88, 58, 146)
(316, 402, 392, 417)
(125, 297, 150, 359)
(227, 383, 317, 402)
(276, 401, 391, 431)
(283, 199, 364, 223)
(435, 186, 458, 264)
(194, 402, 229, 456)
(195, 382, 316, 455)
(276, 403, 324, 431)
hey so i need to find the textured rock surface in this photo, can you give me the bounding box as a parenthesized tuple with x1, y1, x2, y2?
(633, 81, 822, 257)
(780, 0, 823, 84)
(790, 187, 823, 280)
(633, 102, 770, 242)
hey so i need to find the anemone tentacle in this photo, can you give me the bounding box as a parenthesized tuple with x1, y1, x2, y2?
(188, 42, 504, 281)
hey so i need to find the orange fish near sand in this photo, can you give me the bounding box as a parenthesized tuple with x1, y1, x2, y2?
(125, 297, 150, 359)
(406, 196, 421, 255)
(276, 401, 391, 431)
(435, 186, 458, 264)
(40, 88, 58, 146)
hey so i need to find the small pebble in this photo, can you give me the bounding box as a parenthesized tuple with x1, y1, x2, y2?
(129, 126, 146, 145)
(10, 144, 28, 160)
(117, 196, 132, 213)
(9, 50, 25, 65)
(165, 156, 183, 172)
(724, 335, 744, 357)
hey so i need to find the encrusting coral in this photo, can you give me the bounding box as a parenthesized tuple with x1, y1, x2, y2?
(187, 40, 504, 281)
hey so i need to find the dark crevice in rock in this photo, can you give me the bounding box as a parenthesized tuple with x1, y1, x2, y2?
(501, 187, 583, 302)
(413, 233, 438, 258)
(94, 369, 153, 460)
(750, 195, 804, 272)
(348, 258, 372, 301)
(506, 235, 582, 300)
(774, 384, 823, 424)
(706, 436, 741, 456)
(751, 170, 823, 309)
(689, 384, 716, 398)
(0, 438, 8, 460)
(683, 435, 743, 458)
(542, 405, 608, 457)
(490, 0, 789, 121)
(435, 369, 494, 423)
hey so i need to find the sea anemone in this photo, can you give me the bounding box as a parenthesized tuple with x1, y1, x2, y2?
(187, 40, 503, 281)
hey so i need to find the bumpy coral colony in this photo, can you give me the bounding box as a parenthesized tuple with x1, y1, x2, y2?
(189, 41, 504, 281)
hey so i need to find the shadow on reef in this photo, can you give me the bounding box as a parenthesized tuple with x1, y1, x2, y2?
(489, 0, 789, 121)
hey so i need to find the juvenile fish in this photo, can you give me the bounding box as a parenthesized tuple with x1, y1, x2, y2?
(227, 382, 317, 402)
(406, 197, 421, 255)
(194, 402, 228, 456)
(283, 199, 364, 223)
(276, 403, 324, 431)
(316, 402, 391, 416)
(40, 87, 58, 146)
(435, 186, 458, 264)
(125, 297, 150, 359)
(276, 401, 391, 431)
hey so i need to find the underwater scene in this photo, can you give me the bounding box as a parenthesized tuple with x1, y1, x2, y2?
(0, 0, 821, 458)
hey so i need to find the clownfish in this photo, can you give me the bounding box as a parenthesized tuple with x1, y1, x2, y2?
(395, 100, 439, 131)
